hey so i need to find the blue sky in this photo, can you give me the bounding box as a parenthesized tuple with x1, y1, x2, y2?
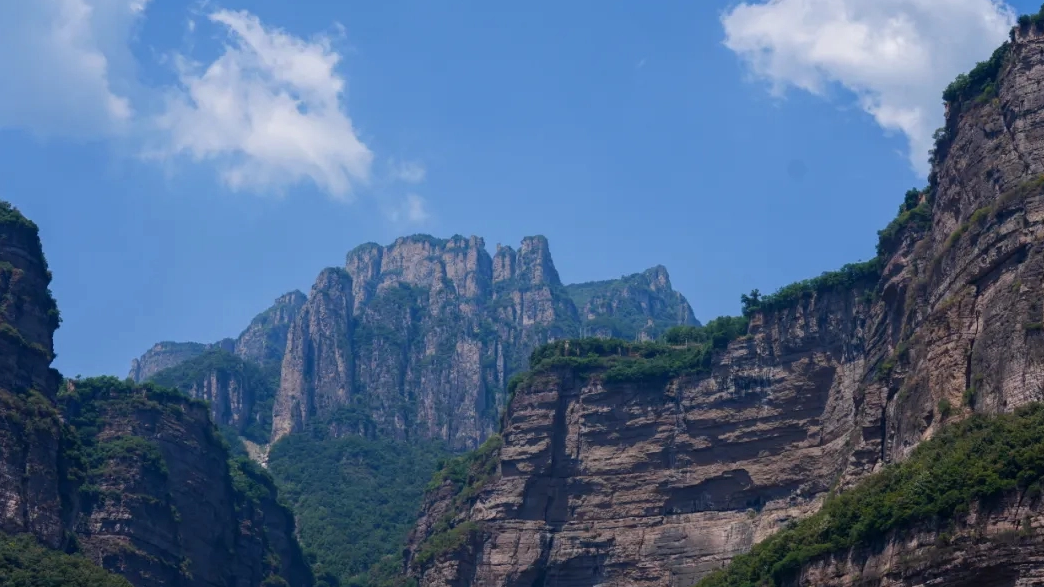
(0, 0, 1035, 377)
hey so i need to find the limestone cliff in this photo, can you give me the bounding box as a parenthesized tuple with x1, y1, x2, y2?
(129, 341, 226, 383)
(149, 349, 278, 444)
(132, 236, 695, 452)
(61, 377, 313, 587)
(0, 202, 66, 548)
(566, 265, 701, 341)
(233, 290, 307, 369)
(403, 21, 1044, 587)
(0, 200, 311, 587)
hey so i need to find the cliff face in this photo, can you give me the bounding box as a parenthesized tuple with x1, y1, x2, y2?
(233, 291, 307, 369)
(0, 201, 311, 587)
(61, 378, 313, 587)
(131, 236, 696, 452)
(403, 25, 1044, 587)
(148, 350, 278, 444)
(566, 265, 701, 341)
(0, 203, 66, 548)
(272, 268, 355, 442)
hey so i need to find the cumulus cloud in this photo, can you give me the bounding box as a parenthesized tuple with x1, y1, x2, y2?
(0, 0, 146, 137)
(153, 10, 373, 198)
(722, 0, 1016, 176)
(387, 193, 430, 225)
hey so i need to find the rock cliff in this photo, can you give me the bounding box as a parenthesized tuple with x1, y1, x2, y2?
(0, 202, 67, 548)
(149, 349, 278, 444)
(61, 377, 313, 587)
(268, 235, 696, 449)
(0, 200, 311, 587)
(131, 235, 697, 452)
(403, 21, 1044, 587)
(566, 265, 701, 341)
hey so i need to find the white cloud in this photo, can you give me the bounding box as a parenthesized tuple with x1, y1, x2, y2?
(0, 0, 146, 138)
(153, 10, 373, 198)
(722, 0, 1015, 176)
(387, 193, 430, 225)
(391, 160, 427, 184)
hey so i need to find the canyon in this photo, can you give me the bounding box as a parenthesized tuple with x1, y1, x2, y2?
(402, 21, 1044, 587)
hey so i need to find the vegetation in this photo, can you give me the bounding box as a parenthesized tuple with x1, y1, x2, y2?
(0, 201, 60, 331)
(740, 259, 881, 317)
(528, 337, 716, 384)
(565, 268, 697, 340)
(876, 189, 932, 259)
(1016, 5, 1044, 35)
(942, 43, 1010, 107)
(413, 434, 504, 570)
(149, 349, 278, 444)
(0, 532, 132, 587)
(663, 316, 748, 348)
(695, 403, 1044, 587)
(267, 429, 451, 586)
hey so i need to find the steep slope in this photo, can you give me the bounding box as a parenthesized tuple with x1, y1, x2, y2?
(402, 20, 1044, 587)
(271, 235, 580, 449)
(129, 341, 226, 383)
(148, 349, 279, 444)
(696, 403, 1044, 587)
(61, 377, 313, 587)
(131, 235, 697, 452)
(566, 265, 700, 341)
(0, 200, 312, 587)
(271, 236, 699, 450)
(0, 201, 73, 548)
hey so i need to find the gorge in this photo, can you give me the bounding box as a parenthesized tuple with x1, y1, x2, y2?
(9, 8, 1044, 587)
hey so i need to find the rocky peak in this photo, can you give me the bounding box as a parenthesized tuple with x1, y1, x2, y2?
(516, 235, 561, 287)
(492, 244, 517, 284)
(271, 268, 354, 443)
(404, 15, 1044, 586)
(234, 290, 307, 368)
(566, 265, 698, 341)
(642, 264, 671, 291)
(346, 234, 493, 307)
(128, 342, 209, 383)
(0, 202, 60, 395)
(0, 201, 65, 547)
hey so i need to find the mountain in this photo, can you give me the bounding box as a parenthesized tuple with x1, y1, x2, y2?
(133, 234, 698, 451)
(0, 201, 311, 587)
(402, 18, 1044, 587)
(566, 265, 700, 341)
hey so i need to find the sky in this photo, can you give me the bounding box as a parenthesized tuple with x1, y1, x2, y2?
(0, 0, 1035, 378)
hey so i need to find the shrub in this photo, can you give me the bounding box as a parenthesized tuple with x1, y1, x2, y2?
(697, 403, 1044, 587)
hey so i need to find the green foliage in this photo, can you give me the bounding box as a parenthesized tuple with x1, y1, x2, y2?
(426, 434, 503, 493)
(0, 323, 50, 359)
(412, 522, 480, 569)
(662, 316, 748, 348)
(938, 397, 953, 419)
(93, 436, 169, 477)
(0, 532, 133, 587)
(876, 189, 932, 259)
(58, 376, 303, 587)
(741, 260, 881, 317)
(0, 201, 40, 233)
(413, 434, 503, 570)
(942, 43, 1010, 106)
(149, 349, 277, 443)
(1016, 5, 1044, 34)
(528, 336, 730, 385)
(695, 403, 1044, 587)
(267, 432, 450, 586)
